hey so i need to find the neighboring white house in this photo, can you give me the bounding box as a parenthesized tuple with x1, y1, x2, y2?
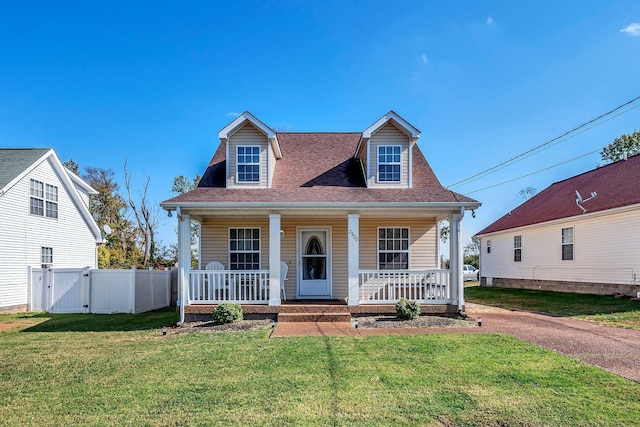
(476, 153, 640, 297)
(0, 148, 102, 312)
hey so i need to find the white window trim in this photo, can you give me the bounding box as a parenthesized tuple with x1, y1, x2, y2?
(486, 239, 492, 254)
(236, 145, 261, 184)
(41, 246, 53, 268)
(561, 227, 574, 261)
(30, 179, 58, 219)
(228, 227, 261, 270)
(514, 235, 522, 262)
(376, 145, 402, 184)
(377, 226, 410, 270)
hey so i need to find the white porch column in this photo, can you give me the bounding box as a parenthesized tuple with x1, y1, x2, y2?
(177, 210, 192, 325)
(268, 214, 282, 306)
(347, 214, 360, 306)
(449, 213, 464, 312)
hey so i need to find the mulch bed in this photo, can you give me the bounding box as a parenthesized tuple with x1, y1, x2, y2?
(169, 315, 472, 335)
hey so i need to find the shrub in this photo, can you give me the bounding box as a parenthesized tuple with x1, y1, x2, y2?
(212, 303, 243, 324)
(395, 298, 421, 320)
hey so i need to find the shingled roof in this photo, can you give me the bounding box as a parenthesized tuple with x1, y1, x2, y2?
(0, 148, 51, 190)
(163, 132, 477, 206)
(476, 153, 640, 236)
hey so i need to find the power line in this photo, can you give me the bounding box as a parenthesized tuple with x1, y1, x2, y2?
(464, 147, 604, 195)
(446, 95, 640, 189)
(450, 103, 640, 189)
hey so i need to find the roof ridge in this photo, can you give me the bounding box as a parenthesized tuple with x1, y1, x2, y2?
(550, 152, 640, 186)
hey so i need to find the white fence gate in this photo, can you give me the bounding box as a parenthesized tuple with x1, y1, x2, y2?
(29, 267, 171, 314)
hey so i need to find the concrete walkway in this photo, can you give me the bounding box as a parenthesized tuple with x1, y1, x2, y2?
(271, 305, 640, 383)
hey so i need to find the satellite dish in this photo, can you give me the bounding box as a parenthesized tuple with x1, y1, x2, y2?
(103, 224, 113, 235)
(575, 190, 583, 203)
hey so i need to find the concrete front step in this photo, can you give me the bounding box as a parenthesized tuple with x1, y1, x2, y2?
(277, 312, 352, 323)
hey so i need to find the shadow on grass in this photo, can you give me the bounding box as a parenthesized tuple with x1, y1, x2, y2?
(21, 306, 179, 333)
(466, 287, 640, 317)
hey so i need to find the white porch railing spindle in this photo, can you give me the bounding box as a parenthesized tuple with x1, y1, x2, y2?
(358, 269, 453, 305)
(188, 270, 270, 304)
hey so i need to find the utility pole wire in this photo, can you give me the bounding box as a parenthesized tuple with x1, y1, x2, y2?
(464, 147, 604, 195)
(446, 95, 640, 189)
(449, 103, 640, 189)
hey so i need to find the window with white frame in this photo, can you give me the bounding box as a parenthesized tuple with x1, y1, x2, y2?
(41, 246, 53, 268)
(514, 235, 522, 262)
(30, 179, 58, 218)
(487, 239, 492, 254)
(45, 184, 58, 218)
(378, 227, 409, 269)
(562, 227, 574, 261)
(229, 228, 260, 270)
(377, 145, 401, 182)
(236, 146, 260, 183)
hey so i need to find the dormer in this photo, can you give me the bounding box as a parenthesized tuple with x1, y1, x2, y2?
(218, 112, 282, 189)
(355, 111, 420, 189)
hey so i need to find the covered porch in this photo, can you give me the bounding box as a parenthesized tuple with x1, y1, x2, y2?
(175, 208, 468, 322)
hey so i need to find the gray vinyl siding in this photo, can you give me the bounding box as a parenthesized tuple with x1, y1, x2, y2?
(369, 122, 410, 188)
(227, 123, 269, 188)
(0, 158, 97, 310)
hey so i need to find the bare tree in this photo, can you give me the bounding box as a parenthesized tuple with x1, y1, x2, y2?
(124, 159, 156, 269)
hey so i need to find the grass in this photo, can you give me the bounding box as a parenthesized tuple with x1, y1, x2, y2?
(465, 286, 640, 329)
(1, 309, 640, 426)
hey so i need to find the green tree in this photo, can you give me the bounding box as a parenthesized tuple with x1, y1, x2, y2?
(464, 237, 480, 268)
(63, 159, 79, 174)
(83, 167, 142, 269)
(600, 130, 640, 164)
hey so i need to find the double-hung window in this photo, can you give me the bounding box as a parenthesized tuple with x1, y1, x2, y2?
(236, 146, 260, 183)
(30, 179, 58, 218)
(229, 228, 260, 270)
(514, 235, 522, 262)
(378, 145, 401, 182)
(486, 239, 492, 254)
(41, 247, 53, 268)
(30, 179, 44, 216)
(45, 184, 58, 218)
(562, 227, 574, 260)
(378, 227, 409, 269)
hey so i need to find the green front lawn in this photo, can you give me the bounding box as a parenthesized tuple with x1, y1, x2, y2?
(1, 309, 639, 426)
(466, 286, 640, 329)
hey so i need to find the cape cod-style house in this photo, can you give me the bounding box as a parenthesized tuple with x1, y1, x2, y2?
(161, 112, 480, 322)
(476, 153, 640, 297)
(0, 148, 102, 312)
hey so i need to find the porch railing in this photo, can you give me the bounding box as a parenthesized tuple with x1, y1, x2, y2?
(188, 270, 270, 304)
(358, 269, 452, 304)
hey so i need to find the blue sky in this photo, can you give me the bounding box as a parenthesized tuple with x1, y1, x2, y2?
(2, 1, 640, 250)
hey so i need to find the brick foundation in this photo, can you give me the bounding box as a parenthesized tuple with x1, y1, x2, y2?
(481, 277, 640, 297)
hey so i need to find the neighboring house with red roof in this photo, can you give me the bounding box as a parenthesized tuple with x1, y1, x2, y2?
(475, 153, 640, 297)
(161, 111, 480, 322)
(0, 148, 102, 312)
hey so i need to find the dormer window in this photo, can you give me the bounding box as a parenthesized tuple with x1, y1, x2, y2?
(237, 146, 260, 183)
(378, 145, 401, 182)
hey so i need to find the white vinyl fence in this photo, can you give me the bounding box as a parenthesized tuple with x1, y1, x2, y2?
(29, 267, 171, 314)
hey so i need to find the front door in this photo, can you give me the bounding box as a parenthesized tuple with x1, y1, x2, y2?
(297, 228, 331, 299)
